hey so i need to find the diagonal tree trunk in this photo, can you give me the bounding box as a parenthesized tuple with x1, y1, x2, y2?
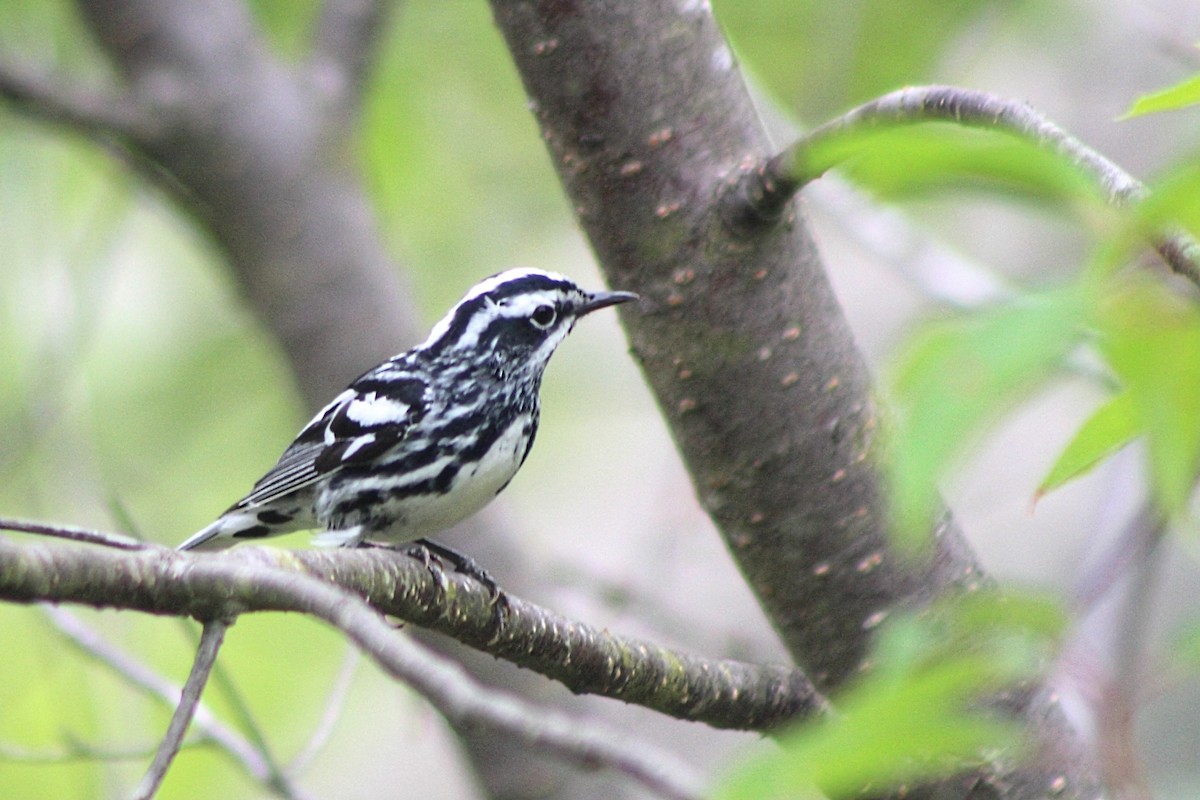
(489, 1, 1103, 797)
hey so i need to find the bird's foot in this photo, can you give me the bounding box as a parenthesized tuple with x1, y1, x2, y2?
(361, 539, 508, 630)
(415, 539, 509, 632)
(408, 539, 497, 595)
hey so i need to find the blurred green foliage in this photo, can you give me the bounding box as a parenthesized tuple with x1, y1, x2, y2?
(3, 1, 1199, 798)
(716, 590, 1065, 800)
(885, 286, 1088, 545)
(883, 154, 1200, 533)
(1097, 277, 1200, 515)
(0, 3, 574, 797)
(715, 0, 1034, 124)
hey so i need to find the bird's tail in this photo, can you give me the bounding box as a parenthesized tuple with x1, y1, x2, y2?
(178, 511, 268, 551)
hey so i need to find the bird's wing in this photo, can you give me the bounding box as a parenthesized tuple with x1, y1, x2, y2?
(232, 374, 429, 510)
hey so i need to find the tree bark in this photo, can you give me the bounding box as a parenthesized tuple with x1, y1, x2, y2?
(77, 0, 415, 405)
(489, 1, 1103, 797)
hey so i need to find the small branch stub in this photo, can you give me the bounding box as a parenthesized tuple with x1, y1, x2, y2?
(721, 156, 800, 236)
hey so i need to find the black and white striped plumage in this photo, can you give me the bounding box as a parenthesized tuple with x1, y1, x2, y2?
(179, 269, 637, 552)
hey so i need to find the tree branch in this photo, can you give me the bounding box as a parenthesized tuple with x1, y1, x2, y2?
(0, 59, 154, 142)
(70, 0, 417, 404)
(0, 532, 823, 732)
(492, 0, 977, 692)
(134, 619, 229, 800)
(40, 605, 296, 793)
(4, 535, 713, 798)
(0, 517, 147, 550)
(728, 84, 1200, 284)
(309, 0, 398, 123)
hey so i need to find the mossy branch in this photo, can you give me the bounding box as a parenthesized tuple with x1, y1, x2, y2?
(0, 529, 825, 733)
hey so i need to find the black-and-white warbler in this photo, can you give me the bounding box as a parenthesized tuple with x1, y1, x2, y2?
(179, 269, 637, 570)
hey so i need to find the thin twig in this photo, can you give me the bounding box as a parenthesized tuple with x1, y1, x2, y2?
(1072, 502, 1166, 614)
(39, 606, 297, 795)
(1093, 507, 1165, 800)
(176, 619, 296, 796)
(781, 86, 1143, 201)
(730, 84, 1200, 284)
(309, 0, 398, 121)
(133, 619, 230, 800)
(0, 60, 153, 141)
(0, 517, 148, 550)
(288, 646, 361, 776)
(263, 569, 707, 800)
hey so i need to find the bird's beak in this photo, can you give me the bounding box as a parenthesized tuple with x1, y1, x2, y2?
(578, 290, 639, 316)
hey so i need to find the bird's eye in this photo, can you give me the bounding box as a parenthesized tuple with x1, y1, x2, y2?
(530, 304, 557, 329)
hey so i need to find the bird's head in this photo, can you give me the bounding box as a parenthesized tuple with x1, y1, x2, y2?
(418, 269, 638, 375)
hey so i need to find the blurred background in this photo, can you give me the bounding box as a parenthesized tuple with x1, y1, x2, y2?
(1, 1, 1199, 797)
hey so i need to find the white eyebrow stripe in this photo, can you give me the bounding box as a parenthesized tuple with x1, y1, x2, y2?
(498, 293, 556, 318)
(418, 268, 573, 349)
(458, 268, 570, 303)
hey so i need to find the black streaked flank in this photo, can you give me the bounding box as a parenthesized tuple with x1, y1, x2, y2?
(232, 525, 271, 539)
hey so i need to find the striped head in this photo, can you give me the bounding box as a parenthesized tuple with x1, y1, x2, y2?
(417, 269, 637, 378)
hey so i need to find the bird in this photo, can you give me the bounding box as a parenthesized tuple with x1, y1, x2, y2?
(178, 268, 638, 583)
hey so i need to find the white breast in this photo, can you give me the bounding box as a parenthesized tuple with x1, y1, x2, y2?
(353, 416, 531, 543)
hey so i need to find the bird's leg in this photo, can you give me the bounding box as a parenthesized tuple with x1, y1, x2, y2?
(354, 539, 509, 633)
(358, 540, 451, 591)
(411, 539, 500, 599)
(410, 539, 509, 634)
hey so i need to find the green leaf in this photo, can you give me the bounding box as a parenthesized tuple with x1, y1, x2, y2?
(798, 124, 1103, 211)
(1138, 163, 1200, 243)
(886, 289, 1088, 545)
(1036, 390, 1139, 499)
(715, 590, 1057, 800)
(717, 658, 1020, 800)
(1122, 73, 1200, 119)
(1098, 280, 1200, 514)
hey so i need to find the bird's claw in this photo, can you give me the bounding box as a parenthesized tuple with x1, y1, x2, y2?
(407, 539, 508, 629)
